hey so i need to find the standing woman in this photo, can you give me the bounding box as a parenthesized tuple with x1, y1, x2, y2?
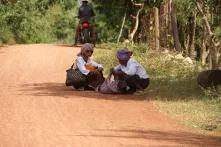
(112, 48, 150, 94)
(73, 43, 104, 90)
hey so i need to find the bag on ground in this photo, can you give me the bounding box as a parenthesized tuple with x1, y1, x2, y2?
(65, 65, 86, 86)
(98, 74, 125, 94)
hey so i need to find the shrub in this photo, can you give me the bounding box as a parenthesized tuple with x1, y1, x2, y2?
(0, 6, 14, 43)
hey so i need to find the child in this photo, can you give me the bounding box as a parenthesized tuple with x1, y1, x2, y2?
(112, 48, 150, 94)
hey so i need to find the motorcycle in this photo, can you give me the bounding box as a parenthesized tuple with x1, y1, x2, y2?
(78, 20, 96, 45)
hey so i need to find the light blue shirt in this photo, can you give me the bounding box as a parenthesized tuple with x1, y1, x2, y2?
(114, 58, 149, 79)
(76, 56, 103, 75)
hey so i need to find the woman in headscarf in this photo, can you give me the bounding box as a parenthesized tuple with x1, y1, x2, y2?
(112, 48, 150, 94)
(73, 43, 104, 90)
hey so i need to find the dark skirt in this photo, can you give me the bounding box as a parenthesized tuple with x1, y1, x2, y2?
(117, 75, 150, 94)
(73, 71, 104, 90)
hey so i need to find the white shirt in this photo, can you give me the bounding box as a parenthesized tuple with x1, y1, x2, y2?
(76, 56, 103, 75)
(114, 58, 149, 79)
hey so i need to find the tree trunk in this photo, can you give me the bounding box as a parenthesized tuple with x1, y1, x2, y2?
(200, 26, 209, 65)
(196, 0, 220, 69)
(168, 0, 172, 37)
(154, 7, 160, 50)
(170, 0, 181, 51)
(128, 3, 144, 43)
(117, 2, 128, 43)
(184, 32, 190, 56)
(159, 2, 169, 48)
(189, 8, 196, 59)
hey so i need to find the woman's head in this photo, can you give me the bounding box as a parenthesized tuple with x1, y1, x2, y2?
(78, 43, 94, 58)
(116, 48, 133, 65)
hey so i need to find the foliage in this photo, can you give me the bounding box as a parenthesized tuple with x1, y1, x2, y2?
(0, 0, 220, 45)
(0, 0, 77, 44)
(214, 26, 221, 41)
(0, 7, 14, 43)
(93, 0, 127, 42)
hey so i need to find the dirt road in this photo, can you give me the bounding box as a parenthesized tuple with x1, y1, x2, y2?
(0, 44, 220, 147)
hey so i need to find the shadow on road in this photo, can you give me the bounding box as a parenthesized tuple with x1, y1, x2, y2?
(19, 82, 149, 101)
(72, 128, 221, 146)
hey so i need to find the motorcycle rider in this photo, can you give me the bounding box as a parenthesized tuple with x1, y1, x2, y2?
(74, 0, 96, 46)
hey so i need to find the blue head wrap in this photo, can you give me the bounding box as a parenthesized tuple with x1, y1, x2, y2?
(116, 48, 132, 60)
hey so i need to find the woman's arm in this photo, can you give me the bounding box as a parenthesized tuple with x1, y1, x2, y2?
(121, 60, 137, 76)
(76, 57, 90, 75)
(88, 59, 103, 69)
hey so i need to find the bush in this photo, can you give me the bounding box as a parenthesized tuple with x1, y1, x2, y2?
(0, 6, 14, 43)
(0, 0, 77, 44)
(0, 23, 14, 43)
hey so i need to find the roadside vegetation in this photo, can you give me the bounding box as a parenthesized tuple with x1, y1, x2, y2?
(0, 0, 77, 45)
(94, 43, 221, 133)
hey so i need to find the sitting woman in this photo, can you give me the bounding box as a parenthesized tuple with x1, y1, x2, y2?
(112, 48, 150, 94)
(73, 43, 104, 90)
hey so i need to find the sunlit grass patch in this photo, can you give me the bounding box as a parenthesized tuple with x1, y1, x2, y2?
(93, 47, 117, 75)
(155, 99, 221, 132)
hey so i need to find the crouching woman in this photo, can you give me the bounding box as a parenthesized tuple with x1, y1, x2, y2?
(112, 48, 150, 94)
(73, 43, 104, 90)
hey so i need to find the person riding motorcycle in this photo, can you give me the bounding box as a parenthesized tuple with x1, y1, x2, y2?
(74, 0, 96, 45)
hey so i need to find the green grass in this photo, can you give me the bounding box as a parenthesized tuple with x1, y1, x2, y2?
(156, 99, 221, 133)
(93, 43, 221, 133)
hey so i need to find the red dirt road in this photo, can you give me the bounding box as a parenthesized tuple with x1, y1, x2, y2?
(0, 44, 220, 147)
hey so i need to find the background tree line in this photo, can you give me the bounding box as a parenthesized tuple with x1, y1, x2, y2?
(0, 0, 220, 68)
(0, 0, 77, 43)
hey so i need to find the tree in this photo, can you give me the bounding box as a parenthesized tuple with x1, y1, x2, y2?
(169, 0, 181, 51)
(196, 0, 221, 69)
(128, 0, 144, 43)
(117, 0, 128, 42)
(188, 7, 196, 59)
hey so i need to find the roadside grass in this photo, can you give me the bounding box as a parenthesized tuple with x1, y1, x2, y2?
(94, 43, 221, 133)
(156, 99, 221, 133)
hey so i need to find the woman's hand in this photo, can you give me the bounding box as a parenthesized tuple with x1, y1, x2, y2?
(96, 67, 103, 72)
(114, 69, 125, 75)
(90, 67, 103, 75)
